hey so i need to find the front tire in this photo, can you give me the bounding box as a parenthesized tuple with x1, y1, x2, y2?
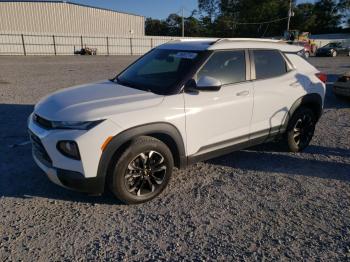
(332, 50, 337, 57)
(283, 107, 316, 152)
(108, 136, 174, 204)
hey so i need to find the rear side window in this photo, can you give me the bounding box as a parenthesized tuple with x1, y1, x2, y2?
(253, 50, 287, 79)
(197, 50, 246, 85)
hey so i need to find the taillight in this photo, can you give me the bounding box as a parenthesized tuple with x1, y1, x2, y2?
(316, 73, 327, 83)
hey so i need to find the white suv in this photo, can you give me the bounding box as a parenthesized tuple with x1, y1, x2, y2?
(28, 39, 326, 204)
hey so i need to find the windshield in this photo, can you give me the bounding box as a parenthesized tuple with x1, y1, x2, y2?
(116, 49, 203, 95)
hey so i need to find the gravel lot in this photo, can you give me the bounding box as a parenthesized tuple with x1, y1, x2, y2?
(0, 55, 349, 261)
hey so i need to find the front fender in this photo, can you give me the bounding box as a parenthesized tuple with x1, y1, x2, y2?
(95, 122, 187, 193)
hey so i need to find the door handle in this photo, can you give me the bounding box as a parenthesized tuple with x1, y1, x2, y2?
(236, 90, 249, 96)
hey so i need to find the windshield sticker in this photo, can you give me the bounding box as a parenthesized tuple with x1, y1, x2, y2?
(174, 52, 198, 59)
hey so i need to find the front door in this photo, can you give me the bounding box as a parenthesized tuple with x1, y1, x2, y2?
(184, 50, 254, 157)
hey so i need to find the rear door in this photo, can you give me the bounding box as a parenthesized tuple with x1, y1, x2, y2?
(249, 49, 305, 141)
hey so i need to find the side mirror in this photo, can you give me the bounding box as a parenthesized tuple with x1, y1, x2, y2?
(185, 76, 222, 92)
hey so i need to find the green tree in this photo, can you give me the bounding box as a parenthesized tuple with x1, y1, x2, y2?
(218, 0, 291, 37)
(291, 0, 350, 34)
(146, 13, 203, 37)
(313, 0, 342, 33)
(145, 18, 168, 36)
(198, 0, 220, 20)
(291, 3, 318, 32)
(146, 0, 350, 37)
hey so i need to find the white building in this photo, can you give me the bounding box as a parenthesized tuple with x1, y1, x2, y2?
(0, 0, 145, 36)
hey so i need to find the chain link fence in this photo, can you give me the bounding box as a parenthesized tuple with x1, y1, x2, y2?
(0, 33, 185, 56)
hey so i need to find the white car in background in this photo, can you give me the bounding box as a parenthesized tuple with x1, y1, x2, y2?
(28, 38, 326, 204)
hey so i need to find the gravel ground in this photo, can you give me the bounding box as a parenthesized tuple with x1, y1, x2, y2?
(0, 56, 349, 261)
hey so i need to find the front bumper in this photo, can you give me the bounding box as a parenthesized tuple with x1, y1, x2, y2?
(28, 113, 121, 194)
(32, 152, 104, 194)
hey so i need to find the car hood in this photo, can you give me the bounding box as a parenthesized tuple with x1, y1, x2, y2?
(34, 80, 164, 121)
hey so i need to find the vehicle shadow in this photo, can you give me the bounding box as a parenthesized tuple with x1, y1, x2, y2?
(252, 142, 350, 158)
(0, 103, 123, 205)
(325, 94, 349, 110)
(207, 143, 350, 182)
(205, 72, 349, 182)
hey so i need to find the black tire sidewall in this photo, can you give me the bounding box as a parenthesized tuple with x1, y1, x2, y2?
(286, 107, 316, 152)
(110, 136, 174, 204)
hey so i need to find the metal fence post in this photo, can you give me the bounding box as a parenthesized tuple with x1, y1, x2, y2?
(106, 36, 109, 56)
(21, 34, 26, 56)
(150, 38, 153, 49)
(130, 37, 133, 55)
(80, 35, 83, 49)
(52, 35, 57, 55)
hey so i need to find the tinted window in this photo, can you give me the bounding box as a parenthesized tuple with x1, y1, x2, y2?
(254, 50, 287, 79)
(197, 51, 246, 85)
(325, 42, 341, 48)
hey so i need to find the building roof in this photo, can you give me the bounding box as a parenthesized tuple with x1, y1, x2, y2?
(0, 0, 144, 18)
(159, 38, 304, 53)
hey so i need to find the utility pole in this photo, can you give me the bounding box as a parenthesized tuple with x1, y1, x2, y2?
(287, 0, 292, 32)
(181, 7, 185, 37)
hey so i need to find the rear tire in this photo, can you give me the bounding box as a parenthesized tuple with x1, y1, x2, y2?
(282, 107, 316, 152)
(332, 50, 337, 57)
(108, 136, 174, 204)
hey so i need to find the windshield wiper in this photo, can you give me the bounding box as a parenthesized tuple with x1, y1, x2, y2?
(111, 77, 153, 93)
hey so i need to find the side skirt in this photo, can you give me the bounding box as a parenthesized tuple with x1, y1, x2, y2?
(187, 126, 283, 165)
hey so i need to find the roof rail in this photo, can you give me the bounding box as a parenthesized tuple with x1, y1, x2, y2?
(176, 38, 219, 42)
(220, 38, 281, 43)
(209, 38, 284, 48)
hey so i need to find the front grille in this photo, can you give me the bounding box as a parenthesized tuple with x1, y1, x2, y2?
(33, 114, 52, 129)
(28, 130, 52, 165)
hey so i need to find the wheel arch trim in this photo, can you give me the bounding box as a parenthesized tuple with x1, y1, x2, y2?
(282, 93, 323, 131)
(94, 122, 187, 193)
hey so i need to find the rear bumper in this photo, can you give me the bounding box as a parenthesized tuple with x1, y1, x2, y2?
(333, 84, 350, 97)
(33, 151, 104, 194)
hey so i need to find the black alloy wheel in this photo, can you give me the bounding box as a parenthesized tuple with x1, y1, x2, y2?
(108, 136, 173, 204)
(283, 107, 316, 152)
(124, 150, 167, 196)
(292, 114, 315, 150)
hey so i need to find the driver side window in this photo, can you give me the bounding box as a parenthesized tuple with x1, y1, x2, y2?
(197, 50, 246, 85)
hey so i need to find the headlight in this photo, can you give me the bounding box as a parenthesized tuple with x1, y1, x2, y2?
(51, 120, 104, 130)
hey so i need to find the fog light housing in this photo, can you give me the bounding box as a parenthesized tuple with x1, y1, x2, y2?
(57, 141, 81, 160)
